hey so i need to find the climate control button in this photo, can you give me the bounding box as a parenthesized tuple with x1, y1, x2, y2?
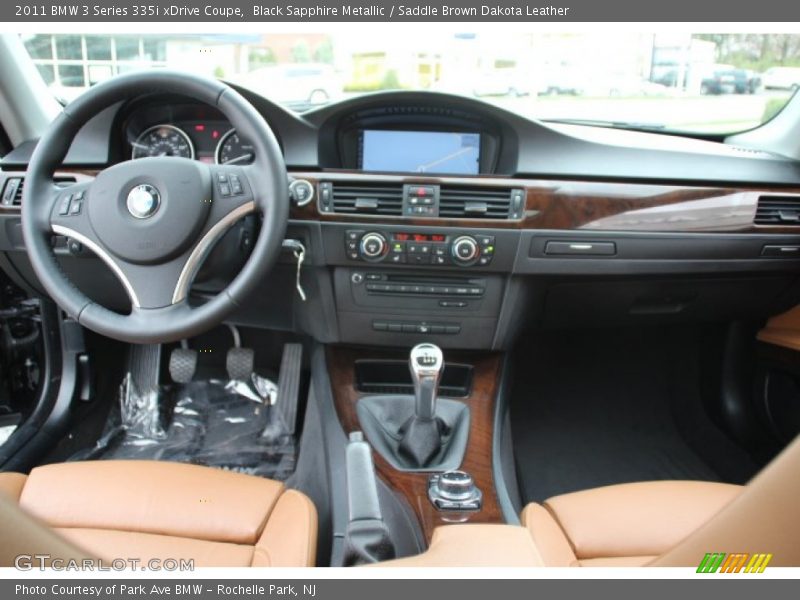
(359, 232, 388, 261)
(451, 236, 480, 265)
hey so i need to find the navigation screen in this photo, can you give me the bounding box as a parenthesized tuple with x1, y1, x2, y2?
(359, 130, 481, 175)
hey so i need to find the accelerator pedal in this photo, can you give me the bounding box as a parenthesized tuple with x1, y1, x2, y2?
(274, 343, 303, 435)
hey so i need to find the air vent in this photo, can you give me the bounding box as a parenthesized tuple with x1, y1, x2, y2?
(1, 177, 23, 206)
(754, 195, 800, 225)
(1, 176, 76, 207)
(331, 182, 403, 215)
(439, 185, 513, 219)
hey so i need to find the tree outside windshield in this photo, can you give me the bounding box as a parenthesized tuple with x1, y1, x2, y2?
(20, 32, 800, 134)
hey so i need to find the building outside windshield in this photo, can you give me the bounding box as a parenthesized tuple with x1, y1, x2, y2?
(19, 31, 800, 134)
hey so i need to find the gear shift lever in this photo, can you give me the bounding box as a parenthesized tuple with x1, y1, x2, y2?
(356, 342, 470, 472)
(409, 343, 444, 421)
(399, 343, 447, 467)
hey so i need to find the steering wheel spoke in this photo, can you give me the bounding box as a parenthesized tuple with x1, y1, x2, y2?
(47, 179, 179, 309)
(48, 180, 141, 307)
(169, 164, 259, 304)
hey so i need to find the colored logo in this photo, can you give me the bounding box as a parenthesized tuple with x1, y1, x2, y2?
(697, 553, 772, 573)
(126, 184, 161, 219)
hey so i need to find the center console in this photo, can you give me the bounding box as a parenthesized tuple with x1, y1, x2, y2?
(327, 345, 505, 542)
(315, 221, 522, 350)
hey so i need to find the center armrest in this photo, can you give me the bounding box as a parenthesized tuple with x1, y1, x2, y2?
(368, 524, 544, 567)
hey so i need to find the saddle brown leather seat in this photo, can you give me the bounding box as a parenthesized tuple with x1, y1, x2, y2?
(0, 460, 317, 567)
(377, 435, 800, 567)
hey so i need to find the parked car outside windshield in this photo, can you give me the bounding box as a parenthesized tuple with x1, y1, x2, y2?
(19, 32, 800, 134)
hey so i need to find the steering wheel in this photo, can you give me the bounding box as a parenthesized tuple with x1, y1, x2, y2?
(21, 71, 288, 344)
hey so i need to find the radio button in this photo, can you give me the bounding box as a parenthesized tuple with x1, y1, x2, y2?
(439, 300, 468, 308)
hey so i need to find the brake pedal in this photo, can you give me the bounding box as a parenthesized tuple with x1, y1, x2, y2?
(226, 347, 255, 381)
(169, 348, 197, 384)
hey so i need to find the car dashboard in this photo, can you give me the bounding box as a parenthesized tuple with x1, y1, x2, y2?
(3, 86, 800, 350)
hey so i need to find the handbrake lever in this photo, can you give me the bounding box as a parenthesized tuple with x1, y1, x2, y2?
(342, 432, 396, 566)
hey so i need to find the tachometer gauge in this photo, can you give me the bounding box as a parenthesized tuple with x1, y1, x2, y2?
(131, 125, 195, 160)
(216, 130, 255, 165)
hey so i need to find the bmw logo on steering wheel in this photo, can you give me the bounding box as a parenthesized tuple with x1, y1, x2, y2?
(126, 184, 161, 219)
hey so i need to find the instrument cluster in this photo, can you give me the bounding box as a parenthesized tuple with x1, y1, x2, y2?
(130, 122, 254, 166)
(123, 100, 259, 166)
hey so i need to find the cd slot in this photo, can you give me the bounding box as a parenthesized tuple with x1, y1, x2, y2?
(361, 273, 485, 297)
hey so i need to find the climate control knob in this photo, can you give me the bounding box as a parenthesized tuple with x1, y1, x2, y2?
(451, 236, 480, 265)
(359, 232, 388, 261)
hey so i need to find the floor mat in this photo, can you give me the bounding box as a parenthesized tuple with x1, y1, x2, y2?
(510, 326, 758, 504)
(70, 373, 296, 480)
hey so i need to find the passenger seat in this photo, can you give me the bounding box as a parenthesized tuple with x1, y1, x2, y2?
(521, 481, 740, 566)
(376, 434, 800, 567)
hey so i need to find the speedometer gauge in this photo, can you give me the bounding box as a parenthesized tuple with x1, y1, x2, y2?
(132, 125, 195, 160)
(216, 130, 255, 165)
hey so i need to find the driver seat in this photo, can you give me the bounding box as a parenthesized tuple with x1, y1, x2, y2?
(0, 460, 317, 567)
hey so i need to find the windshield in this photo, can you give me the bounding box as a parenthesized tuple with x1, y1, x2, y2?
(19, 32, 800, 134)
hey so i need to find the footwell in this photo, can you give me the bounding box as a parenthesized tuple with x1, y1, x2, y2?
(70, 373, 296, 480)
(510, 326, 759, 504)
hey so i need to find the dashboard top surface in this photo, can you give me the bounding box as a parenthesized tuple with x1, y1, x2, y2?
(3, 87, 800, 188)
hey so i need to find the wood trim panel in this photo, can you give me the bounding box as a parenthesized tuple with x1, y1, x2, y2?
(326, 346, 504, 543)
(7, 168, 800, 234)
(288, 170, 800, 234)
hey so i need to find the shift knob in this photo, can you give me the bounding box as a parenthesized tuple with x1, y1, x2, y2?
(409, 343, 444, 421)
